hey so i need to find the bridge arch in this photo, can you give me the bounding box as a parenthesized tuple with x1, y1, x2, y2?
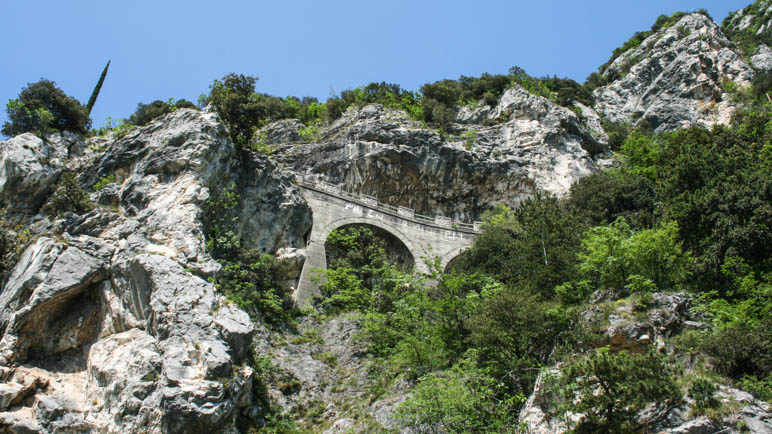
(317, 217, 428, 273)
(440, 245, 471, 273)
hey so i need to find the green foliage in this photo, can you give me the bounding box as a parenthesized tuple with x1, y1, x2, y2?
(0, 213, 31, 283)
(738, 374, 772, 403)
(700, 319, 772, 381)
(468, 283, 569, 396)
(208, 74, 261, 149)
(42, 171, 94, 216)
(460, 129, 476, 150)
(203, 186, 294, 324)
(92, 174, 116, 191)
(218, 250, 292, 322)
(576, 218, 690, 292)
(394, 357, 521, 432)
(566, 168, 655, 229)
(619, 130, 661, 180)
(722, 2, 772, 56)
(554, 348, 683, 433)
(419, 67, 592, 129)
(688, 377, 720, 414)
(298, 123, 320, 142)
(458, 196, 583, 298)
(324, 82, 422, 122)
(129, 98, 198, 126)
(249, 131, 277, 156)
(602, 120, 634, 151)
(95, 116, 136, 139)
(86, 60, 110, 115)
(2, 79, 90, 137)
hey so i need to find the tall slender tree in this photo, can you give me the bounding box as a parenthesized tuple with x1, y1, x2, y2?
(86, 60, 110, 115)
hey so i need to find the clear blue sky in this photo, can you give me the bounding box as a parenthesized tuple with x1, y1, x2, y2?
(0, 0, 753, 131)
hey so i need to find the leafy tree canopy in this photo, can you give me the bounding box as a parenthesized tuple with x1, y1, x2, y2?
(2, 79, 90, 137)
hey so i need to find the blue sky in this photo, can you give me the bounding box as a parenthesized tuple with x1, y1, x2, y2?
(0, 0, 753, 131)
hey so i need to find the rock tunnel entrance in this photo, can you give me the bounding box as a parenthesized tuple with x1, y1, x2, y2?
(324, 224, 415, 273)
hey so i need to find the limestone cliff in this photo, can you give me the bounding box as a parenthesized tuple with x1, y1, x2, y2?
(594, 12, 755, 133)
(0, 109, 312, 433)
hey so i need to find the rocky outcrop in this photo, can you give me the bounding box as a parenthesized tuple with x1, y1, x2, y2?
(0, 236, 113, 365)
(0, 109, 313, 433)
(0, 134, 64, 214)
(595, 13, 755, 133)
(520, 369, 772, 433)
(605, 292, 692, 353)
(274, 90, 606, 221)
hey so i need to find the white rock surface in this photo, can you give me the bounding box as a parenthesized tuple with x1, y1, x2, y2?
(595, 13, 755, 133)
(0, 109, 313, 433)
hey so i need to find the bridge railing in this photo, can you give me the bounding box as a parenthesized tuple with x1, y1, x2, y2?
(296, 173, 482, 234)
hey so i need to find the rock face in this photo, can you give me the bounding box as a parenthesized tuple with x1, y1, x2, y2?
(605, 292, 692, 353)
(0, 134, 64, 214)
(0, 109, 313, 433)
(594, 13, 755, 133)
(722, 0, 772, 72)
(520, 369, 772, 434)
(274, 89, 606, 221)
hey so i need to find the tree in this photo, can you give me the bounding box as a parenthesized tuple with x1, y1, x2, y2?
(554, 348, 682, 433)
(42, 171, 94, 216)
(566, 169, 655, 229)
(468, 283, 568, 397)
(86, 60, 110, 115)
(208, 73, 261, 149)
(576, 218, 690, 291)
(2, 79, 91, 137)
(129, 100, 171, 126)
(458, 196, 583, 298)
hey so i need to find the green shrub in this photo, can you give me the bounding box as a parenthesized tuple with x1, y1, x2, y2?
(700, 319, 772, 380)
(0, 214, 31, 282)
(566, 168, 655, 229)
(576, 217, 690, 291)
(298, 123, 320, 142)
(203, 186, 295, 324)
(2, 79, 90, 137)
(395, 357, 520, 432)
(738, 374, 772, 402)
(129, 100, 171, 126)
(457, 196, 583, 298)
(599, 11, 700, 77)
(553, 348, 683, 433)
(92, 174, 116, 191)
(129, 98, 198, 126)
(689, 377, 720, 414)
(42, 171, 94, 216)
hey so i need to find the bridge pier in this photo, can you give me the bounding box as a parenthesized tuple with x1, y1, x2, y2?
(294, 240, 327, 306)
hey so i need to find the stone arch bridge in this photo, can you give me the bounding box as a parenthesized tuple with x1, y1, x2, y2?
(293, 175, 482, 305)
